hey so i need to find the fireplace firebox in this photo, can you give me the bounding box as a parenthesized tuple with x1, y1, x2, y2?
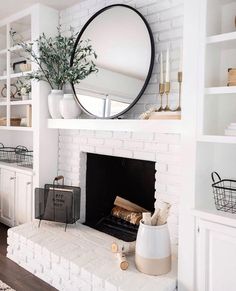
(84, 153, 155, 242)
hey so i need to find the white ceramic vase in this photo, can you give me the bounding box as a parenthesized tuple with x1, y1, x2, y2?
(21, 94, 29, 100)
(59, 94, 81, 119)
(48, 90, 63, 119)
(135, 221, 171, 276)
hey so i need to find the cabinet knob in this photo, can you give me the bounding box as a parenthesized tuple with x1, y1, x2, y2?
(10, 177, 15, 180)
(26, 182, 31, 186)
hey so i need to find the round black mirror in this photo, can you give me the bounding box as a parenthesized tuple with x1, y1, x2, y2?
(70, 4, 155, 119)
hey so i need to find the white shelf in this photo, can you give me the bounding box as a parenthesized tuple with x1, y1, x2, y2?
(10, 71, 32, 79)
(206, 31, 236, 45)
(197, 134, 236, 144)
(0, 75, 7, 81)
(9, 40, 31, 52)
(0, 126, 33, 131)
(48, 119, 182, 133)
(10, 100, 32, 106)
(0, 161, 33, 176)
(192, 208, 236, 229)
(205, 86, 236, 95)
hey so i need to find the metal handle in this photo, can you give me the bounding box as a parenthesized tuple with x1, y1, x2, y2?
(53, 175, 64, 185)
(15, 145, 28, 153)
(10, 177, 15, 180)
(211, 172, 221, 183)
(26, 182, 31, 186)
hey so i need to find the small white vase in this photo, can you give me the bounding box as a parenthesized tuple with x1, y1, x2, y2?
(135, 221, 171, 276)
(48, 90, 63, 119)
(59, 94, 81, 119)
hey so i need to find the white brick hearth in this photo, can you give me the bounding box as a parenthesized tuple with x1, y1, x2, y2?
(7, 221, 177, 291)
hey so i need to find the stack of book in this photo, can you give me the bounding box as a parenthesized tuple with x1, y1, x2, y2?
(225, 123, 236, 136)
(228, 68, 236, 86)
(148, 111, 181, 120)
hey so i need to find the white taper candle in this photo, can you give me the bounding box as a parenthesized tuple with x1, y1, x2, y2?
(165, 48, 170, 82)
(179, 47, 182, 72)
(160, 52, 164, 84)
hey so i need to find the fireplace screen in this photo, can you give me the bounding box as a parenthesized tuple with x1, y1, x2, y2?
(85, 154, 155, 241)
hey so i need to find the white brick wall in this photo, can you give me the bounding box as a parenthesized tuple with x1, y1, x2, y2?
(54, 3, 183, 286)
(60, 0, 184, 118)
(58, 129, 181, 249)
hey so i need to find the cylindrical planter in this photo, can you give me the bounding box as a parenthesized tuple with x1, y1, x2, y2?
(21, 94, 29, 100)
(135, 221, 171, 275)
(59, 94, 81, 119)
(48, 90, 63, 119)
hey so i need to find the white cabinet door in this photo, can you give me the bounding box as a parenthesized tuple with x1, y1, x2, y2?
(197, 219, 236, 291)
(15, 172, 32, 225)
(0, 168, 15, 227)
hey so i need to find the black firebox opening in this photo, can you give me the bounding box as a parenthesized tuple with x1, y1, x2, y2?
(85, 153, 155, 242)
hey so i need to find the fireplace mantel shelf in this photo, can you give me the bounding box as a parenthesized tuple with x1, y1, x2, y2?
(48, 119, 182, 133)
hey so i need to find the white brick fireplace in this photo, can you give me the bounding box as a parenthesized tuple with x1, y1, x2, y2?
(7, 125, 181, 291)
(7, 123, 182, 291)
(58, 128, 181, 252)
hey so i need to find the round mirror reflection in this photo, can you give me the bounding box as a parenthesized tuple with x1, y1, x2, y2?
(71, 4, 154, 118)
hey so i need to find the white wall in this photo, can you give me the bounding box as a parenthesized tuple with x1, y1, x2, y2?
(60, 0, 184, 118)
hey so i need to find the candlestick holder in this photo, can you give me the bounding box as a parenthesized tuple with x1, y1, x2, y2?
(164, 82, 171, 111)
(173, 72, 182, 112)
(158, 83, 165, 111)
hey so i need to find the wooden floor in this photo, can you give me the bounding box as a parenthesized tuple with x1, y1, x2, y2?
(0, 223, 56, 291)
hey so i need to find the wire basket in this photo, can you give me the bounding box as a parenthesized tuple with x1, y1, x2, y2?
(211, 172, 236, 213)
(17, 150, 33, 168)
(0, 144, 28, 163)
(35, 176, 80, 231)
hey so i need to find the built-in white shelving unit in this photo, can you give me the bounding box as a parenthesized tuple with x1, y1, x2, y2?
(206, 31, 236, 44)
(0, 4, 59, 228)
(179, 1, 236, 290)
(199, 0, 236, 139)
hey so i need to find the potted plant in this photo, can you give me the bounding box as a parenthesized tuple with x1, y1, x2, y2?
(16, 80, 31, 100)
(10, 27, 98, 118)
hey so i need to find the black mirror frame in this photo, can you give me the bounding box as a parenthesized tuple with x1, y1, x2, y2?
(70, 4, 155, 119)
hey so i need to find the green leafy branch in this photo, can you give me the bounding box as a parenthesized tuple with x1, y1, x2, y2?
(10, 26, 98, 90)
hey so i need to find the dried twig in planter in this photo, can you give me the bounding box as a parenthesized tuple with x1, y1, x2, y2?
(142, 212, 152, 225)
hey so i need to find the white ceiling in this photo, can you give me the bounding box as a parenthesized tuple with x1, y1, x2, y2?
(0, 0, 80, 20)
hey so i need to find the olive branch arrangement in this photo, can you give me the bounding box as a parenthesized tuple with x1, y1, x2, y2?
(10, 26, 98, 90)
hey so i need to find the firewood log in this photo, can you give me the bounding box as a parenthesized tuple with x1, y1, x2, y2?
(111, 241, 136, 254)
(116, 252, 129, 270)
(114, 196, 148, 212)
(111, 206, 142, 225)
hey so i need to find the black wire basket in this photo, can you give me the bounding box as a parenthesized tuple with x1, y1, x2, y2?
(0, 143, 28, 163)
(17, 150, 33, 168)
(211, 172, 236, 214)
